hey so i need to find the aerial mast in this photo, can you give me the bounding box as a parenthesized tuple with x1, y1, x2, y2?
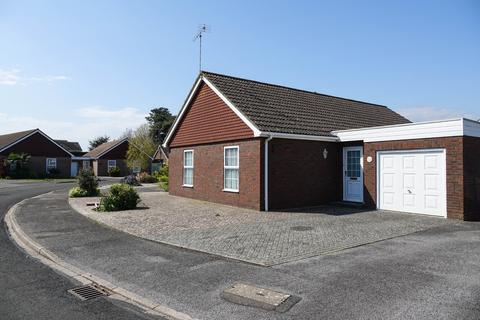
(193, 24, 210, 72)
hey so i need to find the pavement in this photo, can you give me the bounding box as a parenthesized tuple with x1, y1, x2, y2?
(0, 180, 163, 320)
(71, 191, 453, 265)
(11, 188, 480, 319)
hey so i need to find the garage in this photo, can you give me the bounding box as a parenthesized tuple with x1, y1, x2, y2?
(377, 149, 447, 217)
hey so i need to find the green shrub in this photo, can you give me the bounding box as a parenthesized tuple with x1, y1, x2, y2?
(138, 172, 156, 183)
(47, 168, 61, 178)
(155, 164, 169, 191)
(77, 169, 99, 196)
(108, 166, 121, 177)
(98, 184, 140, 212)
(69, 187, 89, 198)
(158, 175, 168, 191)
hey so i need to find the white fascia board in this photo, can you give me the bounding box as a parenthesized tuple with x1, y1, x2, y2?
(0, 129, 74, 158)
(260, 132, 339, 142)
(0, 130, 39, 153)
(95, 138, 129, 159)
(332, 118, 470, 142)
(463, 118, 480, 138)
(162, 76, 262, 148)
(163, 77, 203, 148)
(202, 76, 262, 137)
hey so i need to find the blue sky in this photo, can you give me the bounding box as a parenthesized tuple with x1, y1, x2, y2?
(0, 0, 479, 149)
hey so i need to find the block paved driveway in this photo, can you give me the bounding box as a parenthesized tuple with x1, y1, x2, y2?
(73, 193, 454, 266)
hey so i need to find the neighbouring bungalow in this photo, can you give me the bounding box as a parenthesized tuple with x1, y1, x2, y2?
(54, 139, 90, 176)
(163, 71, 480, 221)
(0, 129, 73, 177)
(151, 145, 169, 173)
(84, 138, 130, 176)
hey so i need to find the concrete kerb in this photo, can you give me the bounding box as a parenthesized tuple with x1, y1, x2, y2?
(4, 193, 196, 320)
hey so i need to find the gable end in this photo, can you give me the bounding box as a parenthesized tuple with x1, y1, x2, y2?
(169, 81, 255, 147)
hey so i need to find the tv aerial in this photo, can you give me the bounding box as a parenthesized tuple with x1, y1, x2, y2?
(193, 24, 210, 72)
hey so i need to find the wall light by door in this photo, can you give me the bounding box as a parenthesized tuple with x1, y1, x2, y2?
(323, 148, 328, 159)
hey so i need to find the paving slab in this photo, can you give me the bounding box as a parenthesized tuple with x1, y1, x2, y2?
(70, 192, 453, 265)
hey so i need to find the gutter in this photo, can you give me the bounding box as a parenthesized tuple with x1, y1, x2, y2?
(264, 135, 273, 212)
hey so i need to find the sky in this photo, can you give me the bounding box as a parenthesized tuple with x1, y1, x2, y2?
(0, 0, 479, 149)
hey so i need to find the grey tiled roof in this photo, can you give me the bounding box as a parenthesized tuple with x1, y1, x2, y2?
(54, 140, 82, 152)
(202, 71, 410, 136)
(0, 129, 37, 151)
(84, 139, 124, 158)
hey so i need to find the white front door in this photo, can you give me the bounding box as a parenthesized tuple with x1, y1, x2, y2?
(343, 147, 364, 202)
(71, 162, 78, 177)
(378, 149, 446, 217)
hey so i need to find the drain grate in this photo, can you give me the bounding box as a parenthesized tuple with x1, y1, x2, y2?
(68, 284, 110, 301)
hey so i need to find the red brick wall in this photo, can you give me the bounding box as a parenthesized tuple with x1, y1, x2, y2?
(268, 139, 342, 210)
(364, 137, 465, 220)
(169, 139, 263, 210)
(29, 156, 71, 177)
(95, 159, 129, 176)
(170, 82, 254, 147)
(463, 136, 480, 221)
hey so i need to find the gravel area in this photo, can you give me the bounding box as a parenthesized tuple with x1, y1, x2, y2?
(70, 191, 454, 265)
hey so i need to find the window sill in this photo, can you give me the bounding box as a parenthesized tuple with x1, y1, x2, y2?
(182, 184, 194, 188)
(223, 188, 239, 193)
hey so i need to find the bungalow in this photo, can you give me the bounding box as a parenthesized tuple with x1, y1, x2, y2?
(163, 71, 480, 221)
(0, 129, 73, 177)
(151, 145, 169, 173)
(84, 138, 130, 176)
(54, 139, 89, 176)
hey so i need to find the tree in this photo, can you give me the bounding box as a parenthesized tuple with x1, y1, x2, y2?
(7, 152, 31, 178)
(126, 124, 157, 172)
(88, 135, 110, 151)
(145, 107, 175, 144)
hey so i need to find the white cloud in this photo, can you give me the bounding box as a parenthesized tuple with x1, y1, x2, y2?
(396, 106, 480, 122)
(0, 68, 70, 85)
(0, 69, 21, 85)
(0, 106, 146, 150)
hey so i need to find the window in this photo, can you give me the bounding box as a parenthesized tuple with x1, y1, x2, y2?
(46, 158, 57, 172)
(346, 150, 361, 178)
(183, 150, 194, 186)
(83, 160, 90, 170)
(132, 161, 141, 174)
(224, 146, 239, 192)
(107, 160, 117, 172)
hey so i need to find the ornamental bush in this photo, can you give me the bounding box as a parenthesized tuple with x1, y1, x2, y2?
(138, 172, 156, 183)
(69, 187, 89, 198)
(77, 169, 99, 196)
(98, 183, 140, 212)
(108, 166, 121, 177)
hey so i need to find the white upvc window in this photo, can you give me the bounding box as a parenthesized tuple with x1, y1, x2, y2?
(107, 160, 117, 171)
(224, 146, 239, 192)
(46, 158, 57, 172)
(83, 160, 90, 170)
(183, 150, 194, 187)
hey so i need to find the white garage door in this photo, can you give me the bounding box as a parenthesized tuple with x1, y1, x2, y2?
(378, 149, 447, 217)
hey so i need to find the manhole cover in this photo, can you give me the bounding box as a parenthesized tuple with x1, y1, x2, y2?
(68, 284, 110, 301)
(290, 226, 314, 231)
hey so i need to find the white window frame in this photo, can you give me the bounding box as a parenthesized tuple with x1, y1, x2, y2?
(46, 158, 57, 173)
(183, 150, 194, 187)
(83, 160, 90, 170)
(223, 146, 239, 192)
(107, 160, 117, 172)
